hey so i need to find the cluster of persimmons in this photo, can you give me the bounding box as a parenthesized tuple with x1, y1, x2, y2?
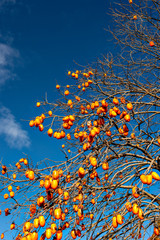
(0, 0, 159, 237)
(0, 67, 160, 240)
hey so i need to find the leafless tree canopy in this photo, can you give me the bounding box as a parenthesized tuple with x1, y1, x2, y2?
(0, 0, 160, 239)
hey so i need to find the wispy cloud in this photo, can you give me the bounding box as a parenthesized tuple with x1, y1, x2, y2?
(0, 1, 29, 149)
(0, 0, 16, 7)
(0, 43, 19, 87)
(0, 105, 30, 149)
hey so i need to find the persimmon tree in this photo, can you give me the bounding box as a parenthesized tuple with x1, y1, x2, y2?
(0, 0, 160, 239)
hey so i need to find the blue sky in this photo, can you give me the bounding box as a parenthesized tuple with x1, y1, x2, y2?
(0, 1, 157, 239)
(0, 1, 114, 238)
(0, 0, 113, 164)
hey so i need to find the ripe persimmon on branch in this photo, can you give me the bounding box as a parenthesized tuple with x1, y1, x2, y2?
(0, 0, 160, 240)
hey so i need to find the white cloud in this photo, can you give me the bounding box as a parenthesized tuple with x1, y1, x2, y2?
(0, 105, 30, 149)
(0, 43, 19, 87)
